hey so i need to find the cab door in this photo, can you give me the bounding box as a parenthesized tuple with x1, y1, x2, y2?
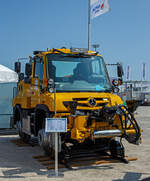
(31, 57, 44, 107)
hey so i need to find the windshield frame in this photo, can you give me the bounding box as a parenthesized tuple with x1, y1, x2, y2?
(46, 53, 111, 93)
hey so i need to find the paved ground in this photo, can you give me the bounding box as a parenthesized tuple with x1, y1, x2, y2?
(0, 106, 150, 181)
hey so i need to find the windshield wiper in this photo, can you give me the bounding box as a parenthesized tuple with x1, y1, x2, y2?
(102, 88, 112, 92)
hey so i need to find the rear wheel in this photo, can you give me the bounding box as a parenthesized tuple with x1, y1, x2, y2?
(16, 109, 31, 143)
(38, 129, 54, 157)
(17, 120, 31, 143)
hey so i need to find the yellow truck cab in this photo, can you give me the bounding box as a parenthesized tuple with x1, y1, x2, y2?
(12, 48, 141, 165)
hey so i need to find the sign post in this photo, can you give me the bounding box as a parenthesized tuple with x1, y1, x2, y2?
(55, 132, 58, 176)
(45, 85, 67, 176)
(45, 117, 67, 177)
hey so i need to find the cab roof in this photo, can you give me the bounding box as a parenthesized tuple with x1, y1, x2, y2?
(33, 48, 101, 57)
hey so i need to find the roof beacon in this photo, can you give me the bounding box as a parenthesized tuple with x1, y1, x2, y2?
(70, 48, 88, 53)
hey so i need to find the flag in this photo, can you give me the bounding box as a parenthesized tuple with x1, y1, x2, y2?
(126, 65, 130, 81)
(90, 0, 110, 19)
(142, 63, 146, 80)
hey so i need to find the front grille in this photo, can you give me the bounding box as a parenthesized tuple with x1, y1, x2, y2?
(77, 102, 108, 107)
(72, 97, 109, 108)
(73, 98, 88, 101)
(73, 97, 105, 101)
(77, 103, 89, 107)
(97, 103, 108, 106)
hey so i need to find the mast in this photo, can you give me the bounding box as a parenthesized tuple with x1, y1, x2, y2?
(88, 0, 91, 50)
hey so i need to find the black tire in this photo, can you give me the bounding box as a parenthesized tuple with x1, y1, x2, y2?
(16, 109, 31, 144)
(43, 146, 54, 158)
(109, 139, 124, 158)
(19, 129, 31, 143)
(38, 129, 54, 158)
(35, 110, 55, 157)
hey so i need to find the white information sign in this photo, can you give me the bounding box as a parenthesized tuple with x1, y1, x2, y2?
(45, 118, 67, 133)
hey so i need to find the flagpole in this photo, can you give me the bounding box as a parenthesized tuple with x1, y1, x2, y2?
(88, 0, 110, 50)
(88, 0, 91, 50)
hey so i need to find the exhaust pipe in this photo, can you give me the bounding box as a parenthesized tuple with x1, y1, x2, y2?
(93, 129, 122, 139)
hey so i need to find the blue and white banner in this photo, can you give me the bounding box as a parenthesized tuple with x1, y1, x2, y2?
(126, 65, 130, 81)
(90, 0, 110, 19)
(142, 63, 146, 80)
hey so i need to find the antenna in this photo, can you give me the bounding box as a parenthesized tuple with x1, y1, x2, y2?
(92, 44, 100, 51)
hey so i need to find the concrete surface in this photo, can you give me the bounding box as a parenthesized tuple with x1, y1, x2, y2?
(0, 106, 150, 181)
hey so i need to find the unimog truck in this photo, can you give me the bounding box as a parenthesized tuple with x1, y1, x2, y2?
(12, 48, 141, 165)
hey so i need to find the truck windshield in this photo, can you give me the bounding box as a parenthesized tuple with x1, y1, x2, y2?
(47, 54, 111, 92)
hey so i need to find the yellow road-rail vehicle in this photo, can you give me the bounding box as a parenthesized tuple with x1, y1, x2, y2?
(12, 48, 141, 167)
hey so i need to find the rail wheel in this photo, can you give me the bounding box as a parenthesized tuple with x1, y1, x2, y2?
(38, 129, 55, 158)
(109, 139, 128, 163)
(109, 139, 124, 158)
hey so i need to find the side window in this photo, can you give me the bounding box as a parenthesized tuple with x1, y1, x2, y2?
(34, 57, 43, 81)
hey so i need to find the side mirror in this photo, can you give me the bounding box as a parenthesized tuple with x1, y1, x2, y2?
(14, 62, 21, 73)
(112, 79, 119, 86)
(112, 78, 123, 86)
(19, 73, 24, 81)
(25, 63, 32, 76)
(117, 63, 124, 78)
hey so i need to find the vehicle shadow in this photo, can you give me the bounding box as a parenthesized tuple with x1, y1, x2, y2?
(0, 167, 48, 179)
(0, 136, 116, 178)
(0, 159, 114, 179)
(0, 136, 149, 180)
(112, 172, 150, 181)
(0, 135, 49, 178)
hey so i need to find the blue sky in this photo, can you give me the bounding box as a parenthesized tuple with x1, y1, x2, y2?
(0, 0, 150, 80)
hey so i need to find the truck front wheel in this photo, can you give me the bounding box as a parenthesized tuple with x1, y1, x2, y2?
(38, 129, 54, 157)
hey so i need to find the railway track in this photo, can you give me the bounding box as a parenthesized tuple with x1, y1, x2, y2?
(11, 138, 137, 170)
(33, 154, 137, 170)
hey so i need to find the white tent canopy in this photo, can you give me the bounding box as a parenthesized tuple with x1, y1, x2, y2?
(0, 64, 18, 83)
